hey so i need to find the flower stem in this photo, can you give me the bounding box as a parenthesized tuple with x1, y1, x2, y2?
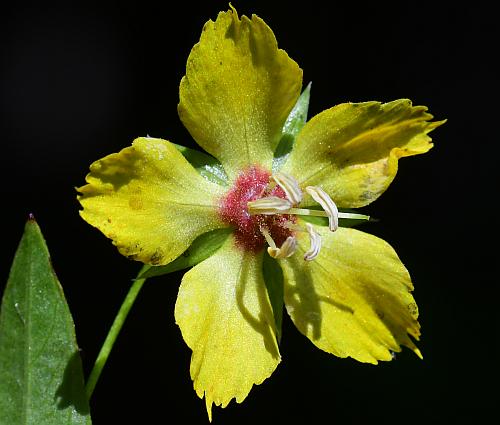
(85, 265, 150, 400)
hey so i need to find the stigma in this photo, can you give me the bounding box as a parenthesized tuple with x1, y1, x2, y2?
(218, 166, 368, 261)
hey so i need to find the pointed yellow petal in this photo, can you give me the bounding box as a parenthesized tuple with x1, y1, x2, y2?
(178, 8, 302, 179)
(281, 225, 421, 364)
(78, 137, 226, 265)
(175, 235, 280, 418)
(284, 99, 445, 207)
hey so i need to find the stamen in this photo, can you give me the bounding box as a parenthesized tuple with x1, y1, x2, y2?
(260, 226, 276, 249)
(260, 225, 297, 259)
(305, 186, 339, 231)
(272, 172, 303, 205)
(304, 223, 321, 261)
(268, 236, 297, 259)
(247, 196, 292, 215)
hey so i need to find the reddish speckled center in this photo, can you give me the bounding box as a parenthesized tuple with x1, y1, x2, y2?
(218, 166, 296, 252)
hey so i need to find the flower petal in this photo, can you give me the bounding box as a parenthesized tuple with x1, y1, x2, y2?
(178, 8, 303, 179)
(78, 137, 226, 265)
(283, 99, 445, 207)
(175, 235, 280, 420)
(281, 224, 421, 364)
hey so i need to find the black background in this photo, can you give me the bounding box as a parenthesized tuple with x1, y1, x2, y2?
(0, 1, 493, 424)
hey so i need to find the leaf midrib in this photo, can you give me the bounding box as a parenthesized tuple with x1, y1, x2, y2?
(22, 237, 34, 425)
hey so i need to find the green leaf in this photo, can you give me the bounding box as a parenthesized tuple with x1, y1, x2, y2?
(173, 143, 229, 186)
(262, 253, 284, 343)
(0, 218, 91, 425)
(273, 82, 311, 172)
(138, 227, 233, 279)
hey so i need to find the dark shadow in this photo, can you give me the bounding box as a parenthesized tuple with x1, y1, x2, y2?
(79, 149, 141, 196)
(224, 13, 266, 69)
(237, 240, 417, 358)
(262, 253, 284, 343)
(358, 278, 421, 351)
(224, 13, 238, 42)
(235, 254, 280, 360)
(248, 27, 265, 68)
(300, 103, 438, 193)
(55, 350, 90, 415)
(285, 247, 420, 355)
(284, 255, 354, 341)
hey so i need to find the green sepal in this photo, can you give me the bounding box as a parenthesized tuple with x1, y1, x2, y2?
(138, 227, 233, 279)
(273, 82, 311, 172)
(173, 143, 229, 186)
(339, 215, 374, 228)
(262, 253, 284, 343)
(0, 218, 91, 425)
(300, 215, 329, 227)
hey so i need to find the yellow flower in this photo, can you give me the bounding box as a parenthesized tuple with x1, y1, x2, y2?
(78, 8, 444, 421)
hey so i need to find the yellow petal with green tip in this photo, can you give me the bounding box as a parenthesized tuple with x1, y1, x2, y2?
(178, 8, 302, 180)
(78, 137, 226, 265)
(175, 235, 280, 421)
(283, 99, 445, 207)
(281, 224, 421, 364)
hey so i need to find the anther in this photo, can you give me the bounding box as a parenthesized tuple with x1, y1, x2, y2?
(260, 225, 297, 259)
(304, 223, 322, 261)
(305, 186, 339, 231)
(247, 196, 292, 215)
(272, 172, 303, 205)
(268, 236, 297, 259)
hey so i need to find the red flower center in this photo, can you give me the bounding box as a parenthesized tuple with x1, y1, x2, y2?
(218, 166, 295, 252)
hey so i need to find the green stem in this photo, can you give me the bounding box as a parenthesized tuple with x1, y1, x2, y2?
(85, 265, 150, 400)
